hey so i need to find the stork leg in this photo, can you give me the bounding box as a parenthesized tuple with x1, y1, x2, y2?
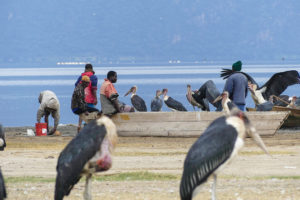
(211, 174, 217, 200)
(83, 174, 92, 200)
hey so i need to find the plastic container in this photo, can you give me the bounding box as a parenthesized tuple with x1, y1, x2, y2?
(27, 129, 35, 136)
(35, 123, 47, 136)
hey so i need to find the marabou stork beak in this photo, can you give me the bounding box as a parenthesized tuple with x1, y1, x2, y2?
(124, 89, 132, 97)
(248, 83, 257, 93)
(247, 127, 270, 156)
(232, 108, 270, 156)
(213, 95, 223, 104)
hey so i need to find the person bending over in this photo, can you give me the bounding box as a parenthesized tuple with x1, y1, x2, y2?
(37, 90, 60, 135)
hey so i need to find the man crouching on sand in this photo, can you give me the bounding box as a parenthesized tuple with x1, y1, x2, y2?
(37, 90, 60, 136)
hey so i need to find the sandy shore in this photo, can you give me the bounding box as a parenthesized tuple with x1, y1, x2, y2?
(1, 126, 300, 199)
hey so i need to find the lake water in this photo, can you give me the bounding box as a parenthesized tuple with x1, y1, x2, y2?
(0, 64, 299, 127)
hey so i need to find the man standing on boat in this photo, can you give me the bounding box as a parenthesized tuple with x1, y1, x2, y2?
(37, 90, 60, 135)
(223, 60, 248, 111)
(100, 71, 134, 116)
(75, 63, 98, 110)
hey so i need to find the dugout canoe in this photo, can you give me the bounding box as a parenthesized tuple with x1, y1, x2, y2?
(111, 111, 289, 137)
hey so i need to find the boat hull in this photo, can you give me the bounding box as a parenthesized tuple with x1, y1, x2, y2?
(111, 111, 289, 137)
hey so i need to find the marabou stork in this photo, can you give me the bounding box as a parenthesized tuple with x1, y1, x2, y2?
(180, 108, 268, 200)
(55, 116, 117, 200)
(162, 88, 187, 111)
(213, 91, 236, 114)
(151, 90, 163, 112)
(0, 124, 6, 151)
(124, 86, 147, 112)
(186, 84, 203, 111)
(0, 168, 7, 199)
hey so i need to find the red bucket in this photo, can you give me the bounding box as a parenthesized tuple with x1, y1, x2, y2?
(35, 123, 47, 136)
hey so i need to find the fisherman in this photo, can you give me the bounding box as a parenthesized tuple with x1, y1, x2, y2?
(223, 60, 248, 111)
(72, 76, 99, 132)
(100, 71, 134, 116)
(193, 80, 223, 111)
(37, 90, 60, 135)
(75, 63, 98, 110)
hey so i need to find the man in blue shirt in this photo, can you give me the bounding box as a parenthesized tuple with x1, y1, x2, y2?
(223, 61, 248, 111)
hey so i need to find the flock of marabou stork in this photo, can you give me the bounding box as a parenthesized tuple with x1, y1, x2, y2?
(0, 69, 299, 200)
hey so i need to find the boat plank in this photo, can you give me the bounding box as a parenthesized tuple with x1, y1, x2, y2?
(116, 121, 210, 132)
(112, 112, 222, 122)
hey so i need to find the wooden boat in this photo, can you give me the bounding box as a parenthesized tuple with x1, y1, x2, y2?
(272, 106, 300, 127)
(111, 111, 289, 137)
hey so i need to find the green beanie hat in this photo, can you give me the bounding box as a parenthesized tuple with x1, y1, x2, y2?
(232, 60, 242, 71)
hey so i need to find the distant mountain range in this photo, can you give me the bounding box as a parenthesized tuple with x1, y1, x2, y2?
(1, 0, 300, 66)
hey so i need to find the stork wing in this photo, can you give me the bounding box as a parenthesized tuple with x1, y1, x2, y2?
(0, 124, 6, 151)
(55, 120, 107, 198)
(132, 95, 147, 111)
(0, 169, 7, 199)
(165, 97, 187, 111)
(221, 68, 258, 86)
(259, 70, 300, 100)
(180, 117, 237, 199)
